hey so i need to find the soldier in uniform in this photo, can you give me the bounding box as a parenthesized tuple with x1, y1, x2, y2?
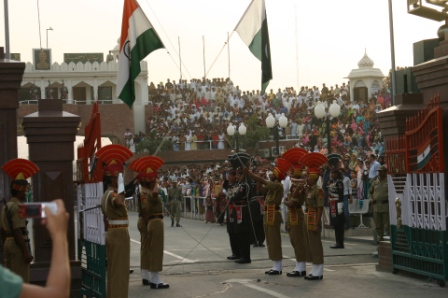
(167, 178, 183, 227)
(96, 144, 134, 298)
(328, 168, 345, 248)
(368, 165, 389, 242)
(282, 147, 311, 277)
(299, 152, 328, 280)
(244, 158, 290, 275)
(222, 164, 240, 261)
(0, 158, 39, 282)
(229, 153, 252, 264)
(129, 156, 169, 289)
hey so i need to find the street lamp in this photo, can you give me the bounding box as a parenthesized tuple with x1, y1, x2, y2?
(226, 122, 247, 152)
(46, 27, 53, 49)
(314, 100, 341, 155)
(265, 113, 288, 157)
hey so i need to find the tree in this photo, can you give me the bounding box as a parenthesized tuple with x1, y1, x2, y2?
(231, 114, 269, 155)
(136, 130, 173, 154)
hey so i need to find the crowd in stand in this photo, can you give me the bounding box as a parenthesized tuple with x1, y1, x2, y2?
(134, 77, 390, 157)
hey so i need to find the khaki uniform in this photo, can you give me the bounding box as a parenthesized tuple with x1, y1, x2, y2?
(137, 186, 150, 273)
(101, 187, 130, 298)
(145, 187, 164, 272)
(168, 187, 183, 224)
(368, 176, 389, 241)
(0, 198, 30, 282)
(263, 181, 283, 261)
(305, 184, 325, 265)
(286, 188, 311, 263)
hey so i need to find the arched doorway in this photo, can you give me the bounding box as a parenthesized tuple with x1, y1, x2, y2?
(353, 80, 368, 102)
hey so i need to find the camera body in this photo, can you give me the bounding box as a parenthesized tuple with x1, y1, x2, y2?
(21, 202, 58, 218)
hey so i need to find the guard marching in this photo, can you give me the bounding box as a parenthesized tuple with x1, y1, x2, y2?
(299, 152, 328, 280)
(0, 158, 39, 283)
(129, 155, 169, 289)
(282, 148, 311, 277)
(244, 157, 290, 275)
(96, 144, 134, 298)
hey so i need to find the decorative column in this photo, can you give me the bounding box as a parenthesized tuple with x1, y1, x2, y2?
(22, 98, 81, 295)
(0, 47, 25, 264)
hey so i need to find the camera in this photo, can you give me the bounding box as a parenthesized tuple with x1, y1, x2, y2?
(21, 202, 58, 218)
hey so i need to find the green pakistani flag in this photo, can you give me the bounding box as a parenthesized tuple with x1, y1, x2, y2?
(235, 0, 272, 94)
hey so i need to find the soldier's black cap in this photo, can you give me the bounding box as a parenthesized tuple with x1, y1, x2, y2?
(229, 152, 251, 171)
(327, 153, 341, 167)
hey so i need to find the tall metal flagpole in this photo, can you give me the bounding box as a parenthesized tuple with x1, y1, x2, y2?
(178, 36, 182, 81)
(295, 5, 299, 89)
(388, 0, 396, 105)
(203, 35, 206, 80)
(227, 32, 231, 79)
(4, 0, 10, 59)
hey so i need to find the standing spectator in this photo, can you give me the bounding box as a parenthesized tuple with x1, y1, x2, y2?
(205, 196, 215, 223)
(368, 165, 389, 243)
(124, 128, 132, 148)
(340, 169, 352, 230)
(167, 178, 183, 227)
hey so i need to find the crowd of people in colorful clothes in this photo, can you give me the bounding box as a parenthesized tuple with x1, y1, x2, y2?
(129, 77, 391, 156)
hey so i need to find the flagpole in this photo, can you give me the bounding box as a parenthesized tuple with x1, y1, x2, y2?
(227, 32, 231, 79)
(203, 35, 206, 80)
(178, 36, 182, 81)
(295, 4, 299, 89)
(3, 0, 10, 59)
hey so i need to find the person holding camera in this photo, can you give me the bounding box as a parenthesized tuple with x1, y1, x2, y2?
(0, 199, 71, 298)
(0, 158, 39, 283)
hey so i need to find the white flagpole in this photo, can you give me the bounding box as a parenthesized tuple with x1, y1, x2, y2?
(203, 35, 206, 80)
(4, 0, 10, 59)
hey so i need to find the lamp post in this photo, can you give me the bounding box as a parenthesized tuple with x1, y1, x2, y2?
(46, 27, 53, 49)
(226, 122, 247, 152)
(314, 100, 340, 155)
(265, 113, 288, 157)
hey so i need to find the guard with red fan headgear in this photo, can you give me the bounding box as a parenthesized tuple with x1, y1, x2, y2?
(244, 157, 290, 275)
(96, 144, 133, 297)
(282, 148, 310, 277)
(1, 158, 39, 282)
(299, 152, 328, 281)
(128, 155, 169, 289)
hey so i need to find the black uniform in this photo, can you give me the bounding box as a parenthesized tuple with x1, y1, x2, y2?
(224, 180, 240, 260)
(328, 178, 345, 247)
(230, 180, 251, 263)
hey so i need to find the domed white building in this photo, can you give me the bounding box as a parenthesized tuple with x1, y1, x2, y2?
(346, 51, 385, 102)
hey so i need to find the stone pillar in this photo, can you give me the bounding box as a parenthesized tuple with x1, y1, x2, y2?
(22, 98, 81, 295)
(0, 47, 25, 264)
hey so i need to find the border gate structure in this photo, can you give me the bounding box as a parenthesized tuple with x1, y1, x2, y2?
(386, 96, 447, 286)
(76, 102, 107, 297)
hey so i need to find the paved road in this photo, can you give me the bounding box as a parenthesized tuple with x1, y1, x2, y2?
(126, 212, 447, 297)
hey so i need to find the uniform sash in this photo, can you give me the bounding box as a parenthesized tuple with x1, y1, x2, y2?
(235, 206, 242, 224)
(229, 203, 234, 223)
(289, 208, 299, 226)
(266, 204, 275, 225)
(306, 207, 317, 230)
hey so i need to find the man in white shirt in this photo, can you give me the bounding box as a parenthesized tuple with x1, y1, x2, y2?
(281, 172, 291, 232)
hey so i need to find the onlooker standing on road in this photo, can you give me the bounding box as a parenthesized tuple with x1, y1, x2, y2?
(368, 165, 390, 243)
(167, 178, 183, 227)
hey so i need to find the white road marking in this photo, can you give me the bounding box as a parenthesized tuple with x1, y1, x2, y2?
(130, 239, 197, 263)
(224, 279, 290, 298)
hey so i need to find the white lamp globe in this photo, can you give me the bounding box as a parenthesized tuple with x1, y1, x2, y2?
(329, 100, 341, 117)
(227, 123, 235, 136)
(314, 102, 325, 119)
(266, 113, 275, 128)
(279, 113, 288, 128)
(238, 123, 247, 135)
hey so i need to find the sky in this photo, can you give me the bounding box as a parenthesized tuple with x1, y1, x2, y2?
(0, 0, 442, 93)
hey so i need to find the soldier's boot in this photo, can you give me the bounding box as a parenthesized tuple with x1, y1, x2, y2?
(171, 219, 174, 227)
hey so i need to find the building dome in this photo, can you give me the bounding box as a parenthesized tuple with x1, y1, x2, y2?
(358, 51, 374, 68)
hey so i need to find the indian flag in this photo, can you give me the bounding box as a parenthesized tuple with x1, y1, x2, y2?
(235, 0, 272, 94)
(117, 0, 164, 108)
(416, 138, 431, 170)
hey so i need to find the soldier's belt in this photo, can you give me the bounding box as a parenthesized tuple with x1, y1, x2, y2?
(234, 204, 247, 207)
(264, 206, 280, 211)
(4, 235, 28, 241)
(149, 213, 164, 220)
(109, 224, 128, 229)
(381, 200, 389, 204)
(108, 219, 129, 225)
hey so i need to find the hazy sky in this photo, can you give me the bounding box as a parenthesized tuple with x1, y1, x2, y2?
(1, 0, 442, 92)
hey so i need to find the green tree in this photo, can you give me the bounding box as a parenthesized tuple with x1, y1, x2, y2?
(136, 130, 173, 154)
(229, 114, 269, 155)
